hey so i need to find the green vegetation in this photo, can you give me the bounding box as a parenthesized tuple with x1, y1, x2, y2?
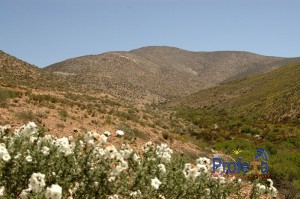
(58, 109, 68, 121)
(15, 110, 36, 123)
(118, 123, 149, 140)
(0, 123, 255, 199)
(0, 88, 22, 107)
(171, 62, 300, 197)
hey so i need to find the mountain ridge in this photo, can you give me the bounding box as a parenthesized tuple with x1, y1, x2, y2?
(45, 46, 298, 103)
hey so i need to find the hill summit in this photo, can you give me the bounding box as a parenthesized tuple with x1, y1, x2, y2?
(46, 46, 294, 102)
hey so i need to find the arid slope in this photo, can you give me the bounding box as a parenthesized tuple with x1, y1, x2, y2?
(46, 46, 296, 102)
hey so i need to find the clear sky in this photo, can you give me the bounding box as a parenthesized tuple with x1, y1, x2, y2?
(1, 0, 299, 67)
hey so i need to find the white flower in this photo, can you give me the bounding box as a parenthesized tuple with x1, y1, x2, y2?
(45, 184, 62, 199)
(0, 186, 5, 196)
(142, 141, 153, 152)
(0, 144, 10, 162)
(269, 186, 278, 198)
(110, 159, 128, 177)
(256, 183, 266, 194)
(84, 132, 94, 145)
(267, 178, 274, 187)
(29, 173, 46, 192)
(116, 130, 124, 136)
(104, 145, 120, 159)
(2, 153, 11, 162)
(91, 132, 107, 144)
(196, 157, 211, 166)
(159, 195, 166, 199)
(205, 188, 210, 197)
(68, 182, 79, 195)
(15, 122, 37, 137)
(79, 140, 84, 148)
(54, 137, 73, 156)
(267, 179, 277, 197)
(156, 143, 173, 163)
(219, 176, 226, 184)
(187, 167, 200, 179)
(196, 164, 208, 173)
(19, 188, 31, 199)
(44, 134, 54, 140)
(93, 147, 105, 157)
(41, 146, 50, 156)
(133, 153, 140, 162)
(151, 177, 162, 189)
(30, 136, 38, 143)
(120, 149, 133, 159)
(158, 164, 166, 174)
(108, 194, 119, 199)
(0, 124, 10, 135)
(130, 190, 142, 197)
(99, 134, 108, 143)
(68, 136, 74, 141)
(108, 176, 116, 182)
(25, 155, 32, 162)
(15, 153, 21, 159)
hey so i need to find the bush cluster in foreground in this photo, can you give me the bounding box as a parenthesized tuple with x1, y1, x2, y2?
(0, 123, 277, 198)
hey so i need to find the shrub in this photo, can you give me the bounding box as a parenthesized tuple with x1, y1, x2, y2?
(162, 131, 170, 140)
(15, 110, 36, 123)
(59, 109, 68, 121)
(118, 124, 148, 140)
(240, 125, 261, 135)
(0, 123, 263, 198)
(0, 88, 22, 107)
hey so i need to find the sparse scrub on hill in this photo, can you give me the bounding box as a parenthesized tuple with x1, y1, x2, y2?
(102, 97, 120, 107)
(58, 109, 68, 121)
(0, 88, 22, 107)
(104, 115, 113, 125)
(63, 92, 83, 101)
(56, 123, 66, 129)
(174, 105, 300, 197)
(240, 125, 261, 135)
(118, 123, 149, 141)
(36, 110, 49, 119)
(15, 110, 36, 123)
(112, 110, 140, 123)
(162, 132, 174, 143)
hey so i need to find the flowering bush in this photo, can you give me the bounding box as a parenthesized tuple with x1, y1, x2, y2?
(0, 123, 276, 198)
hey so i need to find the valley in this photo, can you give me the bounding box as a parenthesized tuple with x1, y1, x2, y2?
(1, 47, 300, 198)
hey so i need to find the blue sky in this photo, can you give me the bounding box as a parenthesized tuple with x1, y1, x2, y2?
(1, 0, 299, 67)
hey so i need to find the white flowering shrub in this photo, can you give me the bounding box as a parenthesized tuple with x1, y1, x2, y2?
(0, 123, 276, 198)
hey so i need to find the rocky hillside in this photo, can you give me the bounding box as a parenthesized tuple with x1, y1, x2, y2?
(46, 46, 296, 103)
(0, 50, 39, 87)
(171, 61, 300, 123)
(0, 50, 201, 158)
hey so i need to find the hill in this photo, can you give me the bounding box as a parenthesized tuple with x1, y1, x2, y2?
(168, 62, 300, 197)
(0, 50, 75, 92)
(1, 48, 300, 197)
(171, 62, 300, 123)
(0, 50, 39, 87)
(46, 46, 295, 103)
(0, 50, 201, 158)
